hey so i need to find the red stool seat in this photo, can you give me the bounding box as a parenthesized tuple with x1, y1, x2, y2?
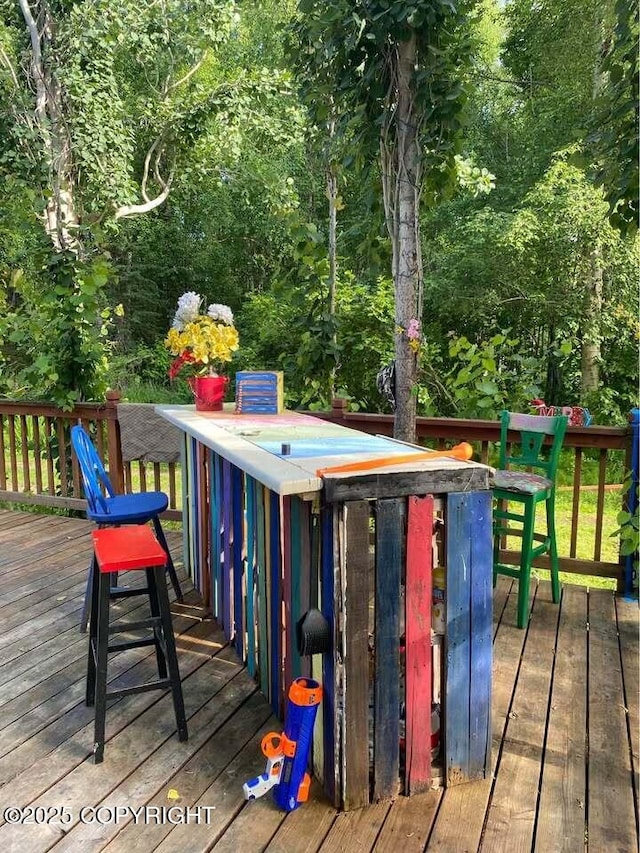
(86, 525, 188, 763)
(92, 526, 168, 572)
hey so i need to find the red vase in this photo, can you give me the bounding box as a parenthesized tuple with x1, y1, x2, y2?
(187, 375, 228, 411)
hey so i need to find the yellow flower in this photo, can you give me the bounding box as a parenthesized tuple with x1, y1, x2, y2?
(165, 300, 239, 378)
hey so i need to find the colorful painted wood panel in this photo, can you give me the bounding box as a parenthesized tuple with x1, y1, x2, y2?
(161, 406, 493, 810)
(405, 494, 434, 794)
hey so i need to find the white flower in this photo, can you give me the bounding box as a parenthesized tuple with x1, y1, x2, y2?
(172, 291, 202, 330)
(207, 303, 234, 326)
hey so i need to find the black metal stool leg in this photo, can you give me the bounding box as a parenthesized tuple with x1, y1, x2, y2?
(93, 569, 111, 764)
(153, 565, 188, 742)
(80, 558, 94, 633)
(152, 517, 183, 603)
(146, 567, 168, 680)
(85, 554, 99, 705)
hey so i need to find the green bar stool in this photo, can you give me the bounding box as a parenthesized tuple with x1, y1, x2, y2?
(492, 410, 569, 628)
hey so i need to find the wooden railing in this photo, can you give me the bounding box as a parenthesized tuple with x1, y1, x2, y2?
(0, 394, 633, 586)
(0, 391, 182, 520)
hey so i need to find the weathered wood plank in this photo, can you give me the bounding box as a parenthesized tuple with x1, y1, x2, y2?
(263, 780, 337, 853)
(374, 788, 441, 852)
(317, 802, 392, 852)
(445, 493, 472, 785)
(322, 467, 489, 503)
(245, 475, 257, 679)
(269, 489, 282, 716)
(468, 490, 493, 779)
(427, 575, 532, 851)
(588, 590, 637, 853)
(481, 587, 560, 852)
(0, 620, 230, 832)
(140, 716, 279, 853)
(616, 595, 640, 822)
(404, 494, 434, 795)
(222, 458, 233, 639)
(535, 584, 588, 851)
(341, 500, 371, 810)
(41, 657, 256, 853)
(373, 497, 403, 801)
(232, 464, 244, 657)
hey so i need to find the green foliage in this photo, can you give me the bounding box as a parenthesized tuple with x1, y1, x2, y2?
(0, 250, 115, 407)
(441, 332, 542, 418)
(589, 0, 639, 234)
(611, 472, 639, 573)
(290, 0, 475, 194)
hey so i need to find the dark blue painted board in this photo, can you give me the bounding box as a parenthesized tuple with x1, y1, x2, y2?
(445, 491, 492, 784)
(374, 498, 403, 799)
(245, 476, 256, 678)
(445, 492, 472, 784)
(469, 490, 493, 776)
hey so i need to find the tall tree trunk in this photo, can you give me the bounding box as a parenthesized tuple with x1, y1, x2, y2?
(580, 245, 603, 395)
(326, 119, 337, 401)
(391, 35, 421, 442)
(19, 0, 79, 252)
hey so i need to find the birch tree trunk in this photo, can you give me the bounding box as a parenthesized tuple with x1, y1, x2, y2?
(18, 0, 80, 252)
(580, 245, 603, 394)
(392, 35, 421, 442)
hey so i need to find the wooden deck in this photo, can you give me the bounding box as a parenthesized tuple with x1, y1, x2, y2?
(0, 509, 637, 853)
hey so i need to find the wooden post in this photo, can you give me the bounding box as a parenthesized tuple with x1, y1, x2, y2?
(341, 499, 371, 810)
(105, 390, 124, 493)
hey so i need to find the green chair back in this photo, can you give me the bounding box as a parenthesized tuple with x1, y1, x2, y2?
(498, 410, 568, 483)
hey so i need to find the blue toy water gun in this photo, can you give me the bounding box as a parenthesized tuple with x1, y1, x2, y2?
(243, 678, 323, 812)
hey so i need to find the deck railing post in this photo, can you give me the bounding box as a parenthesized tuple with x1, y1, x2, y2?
(105, 390, 125, 494)
(624, 408, 639, 597)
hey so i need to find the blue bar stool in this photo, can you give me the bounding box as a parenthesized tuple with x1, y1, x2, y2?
(87, 525, 188, 763)
(71, 424, 183, 632)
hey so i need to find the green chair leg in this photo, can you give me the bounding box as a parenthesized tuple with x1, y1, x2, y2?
(516, 501, 536, 629)
(546, 496, 561, 604)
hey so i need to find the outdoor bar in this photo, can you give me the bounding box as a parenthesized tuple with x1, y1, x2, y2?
(157, 404, 493, 810)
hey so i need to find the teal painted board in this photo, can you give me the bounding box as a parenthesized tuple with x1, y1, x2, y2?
(232, 465, 244, 656)
(374, 498, 404, 800)
(469, 490, 492, 777)
(445, 492, 472, 785)
(245, 475, 257, 678)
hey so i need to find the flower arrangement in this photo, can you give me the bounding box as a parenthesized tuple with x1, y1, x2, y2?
(397, 317, 422, 354)
(165, 292, 239, 380)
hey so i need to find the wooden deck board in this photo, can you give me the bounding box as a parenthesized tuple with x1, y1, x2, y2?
(535, 584, 587, 851)
(0, 510, 635, 853)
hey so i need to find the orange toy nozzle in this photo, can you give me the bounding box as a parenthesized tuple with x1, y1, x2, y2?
(316, 441, 473, 477)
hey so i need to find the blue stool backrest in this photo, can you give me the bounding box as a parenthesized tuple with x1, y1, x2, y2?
(71, 425, 115, 516)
